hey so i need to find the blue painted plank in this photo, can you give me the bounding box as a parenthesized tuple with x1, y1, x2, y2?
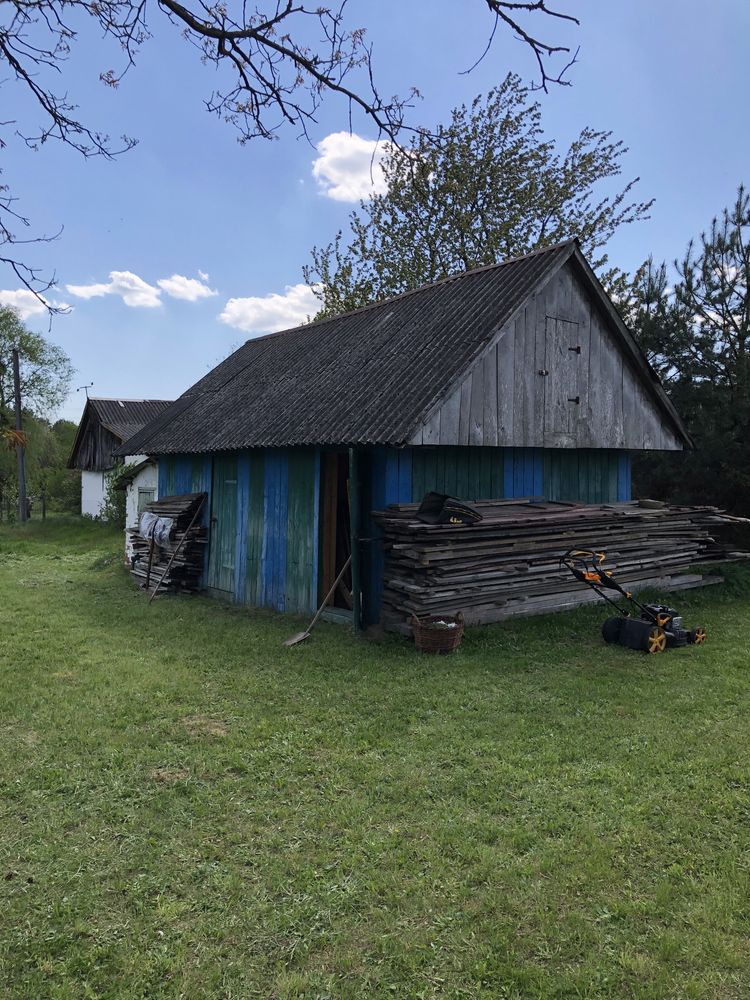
(234, 453, 251, 603)
(384, 449, 400, 505)
(617, 452, 632, 501)
(261, 451, 289, 612)
(397, 448, 413, 503)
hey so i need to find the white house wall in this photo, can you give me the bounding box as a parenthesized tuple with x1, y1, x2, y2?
(81, 470, 107, 517)
(409, 259, 683, 452)
(124, 463, 158, 561)
(81, 452, 150, 520)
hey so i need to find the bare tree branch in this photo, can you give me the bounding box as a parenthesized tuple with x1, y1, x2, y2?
(0, 0, 581, 305)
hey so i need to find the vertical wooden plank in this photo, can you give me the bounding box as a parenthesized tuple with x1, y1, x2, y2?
(165, 458, 176, 497)
(261, 451, 288, 612)
(482, 347, 499, 447)
(618, 452, 632, 501)
(422, 407, 441, 446)
(490, 448, 506, 499)
(207, 454, 238, 593)
(397, 448, 412, 502)
(512, 313, 528, 447)
(437, 387, 461, 446)
(286, 450, 317, 614)
(246, 453, 265, 606)
(495, 324, 514, 444)
(311, 450, 320, 609)
(521, 297, 537, 447)
(542, 450, 554, 500)
(503, 448, 515, 498)
(469, 368, 484, 447)
(234, 453, 250, 603)
(411, 448, 425, 502)
(479, 448, 492, 499)
(434, 447, 445, 495)
(384, 448, 400, 505)
(458, 376, 472, 446)
(532, 449, 544, 497)
(157, 460, 169, 498)
(606, 451, 619, 502)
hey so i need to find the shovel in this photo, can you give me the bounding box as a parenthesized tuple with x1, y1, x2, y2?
(284, 554, 353, 647)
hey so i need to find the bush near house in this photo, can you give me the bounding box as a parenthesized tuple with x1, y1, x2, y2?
(2, 517, 750, 999)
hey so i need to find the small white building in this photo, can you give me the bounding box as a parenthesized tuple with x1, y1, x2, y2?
(68, 398, 172, 518)
(113, 458, 160, 560)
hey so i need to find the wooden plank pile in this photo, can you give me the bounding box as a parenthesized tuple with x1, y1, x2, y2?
(374, 499, 748, 630)
(128, 492, 208, 596)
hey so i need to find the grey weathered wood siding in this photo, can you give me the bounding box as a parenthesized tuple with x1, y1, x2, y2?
(409, 259, 682, 452)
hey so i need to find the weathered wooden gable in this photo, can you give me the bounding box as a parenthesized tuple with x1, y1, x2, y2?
(409, 256, 683, 452)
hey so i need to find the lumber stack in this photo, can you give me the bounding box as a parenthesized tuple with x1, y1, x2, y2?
(373, 499, 748, 630)
(128, 492, 208, 596)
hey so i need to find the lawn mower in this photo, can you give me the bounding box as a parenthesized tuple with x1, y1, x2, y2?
(561, 549, 707, 654)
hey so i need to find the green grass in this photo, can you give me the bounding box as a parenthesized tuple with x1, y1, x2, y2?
(1, 517, 750, 999)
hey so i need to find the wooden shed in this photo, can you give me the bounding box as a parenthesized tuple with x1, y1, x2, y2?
(68, 397, 172, 517)
(116, 240, 690, 626)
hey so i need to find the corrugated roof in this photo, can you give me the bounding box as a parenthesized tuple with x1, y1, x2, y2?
(88, 398, 173, 439)
(117, 242, 579, 456)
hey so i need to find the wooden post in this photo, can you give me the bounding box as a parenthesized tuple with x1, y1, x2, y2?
(12, 348, 27, 524)
(348, 446, 362, 631)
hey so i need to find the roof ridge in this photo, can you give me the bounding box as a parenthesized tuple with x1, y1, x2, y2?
(89, 397, 174, 403)
(241, 238, 580, 346)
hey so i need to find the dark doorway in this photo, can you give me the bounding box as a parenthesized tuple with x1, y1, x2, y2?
(320, 451, 352, 610)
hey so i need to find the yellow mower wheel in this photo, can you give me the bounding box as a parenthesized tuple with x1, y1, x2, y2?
(690, 627, 707, 645)
(646, 626, 667, 654)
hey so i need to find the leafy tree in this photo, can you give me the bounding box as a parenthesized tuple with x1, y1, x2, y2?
(630, 185, 750, 515)
(0, 308, 74, 518)
(304, 75, 653, 316)
(1, 1, 579, 301)
(0, 307, 74, 416)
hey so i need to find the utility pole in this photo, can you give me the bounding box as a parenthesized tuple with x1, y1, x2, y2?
(12, 348, 27, 523)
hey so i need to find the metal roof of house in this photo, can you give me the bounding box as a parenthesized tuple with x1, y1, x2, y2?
(87, 398, 174, 440)
(68, 398, 174, 470)
(116, 241, 689, 456)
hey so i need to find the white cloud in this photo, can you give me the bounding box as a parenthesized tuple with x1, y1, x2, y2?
(0, 289, 70, 320)
(157, 274, 217, 302)
(219, 283, 318, 335)
(198, 270, 210, 282)
(66, 270, 162, 308)
(312, 131, 388, 202)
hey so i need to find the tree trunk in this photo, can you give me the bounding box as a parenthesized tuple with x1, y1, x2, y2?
(12, 348, 27, 524)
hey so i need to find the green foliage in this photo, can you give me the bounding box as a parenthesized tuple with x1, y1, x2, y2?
(630, 186, 750, 514)
(98, 462, 133, 527)
(305, 75, 653, 317)
(0, 413, 80, 519)
(0, 307, 74, 416)
(2, 519, 750, 997)
(0, 309, 77, 519)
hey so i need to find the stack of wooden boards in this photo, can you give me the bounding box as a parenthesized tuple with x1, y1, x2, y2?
(128, 492, 208, 596)
(373, 498, 748, 630)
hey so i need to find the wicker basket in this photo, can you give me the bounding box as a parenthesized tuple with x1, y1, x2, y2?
(410, 612, 465, 654)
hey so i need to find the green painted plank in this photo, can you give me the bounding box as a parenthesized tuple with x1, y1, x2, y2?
(286, 450, 317, 614)
(246, 454, 265, 606)
(606, 452, 619, 502)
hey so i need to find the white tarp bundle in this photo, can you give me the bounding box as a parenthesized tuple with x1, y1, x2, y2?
(139, 511, 175, 548)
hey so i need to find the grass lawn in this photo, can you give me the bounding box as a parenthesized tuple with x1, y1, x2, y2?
(1, 517, 750, 999)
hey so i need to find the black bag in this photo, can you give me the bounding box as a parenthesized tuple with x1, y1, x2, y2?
(416, 492, 483, 525)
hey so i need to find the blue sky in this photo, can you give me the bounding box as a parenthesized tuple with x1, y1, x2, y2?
(2, 0, 748, 423)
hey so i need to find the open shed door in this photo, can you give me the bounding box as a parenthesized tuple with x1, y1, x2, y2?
(207, 456, 238, 593)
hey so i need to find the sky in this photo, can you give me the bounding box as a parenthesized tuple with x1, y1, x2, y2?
(2, 0, 749, 424)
